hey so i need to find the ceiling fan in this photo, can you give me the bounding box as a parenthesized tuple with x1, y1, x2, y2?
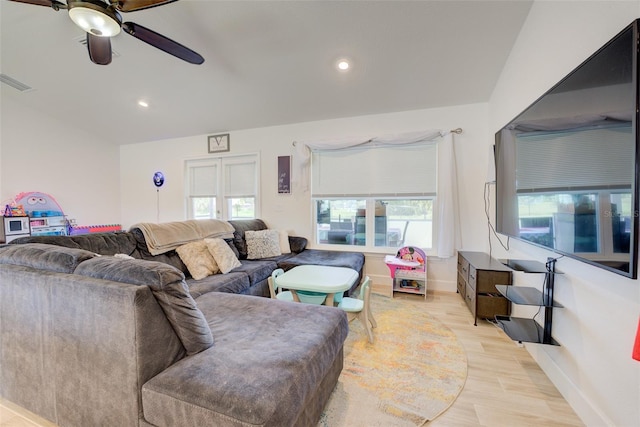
(8, 0, 204, 65)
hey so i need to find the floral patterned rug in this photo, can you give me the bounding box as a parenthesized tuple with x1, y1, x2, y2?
(319, 294, 467, 426)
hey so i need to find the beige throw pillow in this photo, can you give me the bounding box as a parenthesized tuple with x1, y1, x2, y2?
(205, 238, 242, 274)
(176, 240, 220, 280)
(279, 230, 291, 254)
(245, 230, 282, 259)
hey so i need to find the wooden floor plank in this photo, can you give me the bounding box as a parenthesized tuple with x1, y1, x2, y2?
(422, 291, 584, 427)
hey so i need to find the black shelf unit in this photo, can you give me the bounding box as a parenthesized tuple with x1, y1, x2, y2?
(495, 285, 564, 308)
(495, 257, 562, 346)
(494, 316, 560, 346)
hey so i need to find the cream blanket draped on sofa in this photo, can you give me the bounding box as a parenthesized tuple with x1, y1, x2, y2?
(131, 219, 235, 255)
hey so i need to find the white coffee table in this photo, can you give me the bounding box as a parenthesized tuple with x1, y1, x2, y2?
(274, 265, 359, 306)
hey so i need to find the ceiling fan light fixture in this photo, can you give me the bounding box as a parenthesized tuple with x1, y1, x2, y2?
(68, 1, 122, 37)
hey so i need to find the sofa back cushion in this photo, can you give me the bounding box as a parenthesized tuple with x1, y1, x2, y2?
(0, 243, 95, 274)
(227, 219, 269, 259)
(130, 227, 189, 274)
(227, 219, 309, 259)
(74, 256, 214, 355)
(9, 232, 140, 258)
(288, 236, 308, 253)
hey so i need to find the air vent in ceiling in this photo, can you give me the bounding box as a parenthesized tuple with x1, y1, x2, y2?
(74, 36, 121, 57)
(0, 74, 33, 92)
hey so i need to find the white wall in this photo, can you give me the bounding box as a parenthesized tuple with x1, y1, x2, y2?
(0, 93, 121, 226)
(120, 102, 492, 292)
(489, 2, 640, 426)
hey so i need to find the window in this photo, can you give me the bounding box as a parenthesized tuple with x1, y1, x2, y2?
(185, 154, 259, 220)
(312, 142, 437, 250)
(378, 199, 433, 248)
(188, 160, 218, 219)
(315, 198, 434, 249)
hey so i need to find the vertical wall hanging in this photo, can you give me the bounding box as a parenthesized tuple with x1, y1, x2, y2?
(278, 156, 291, 194)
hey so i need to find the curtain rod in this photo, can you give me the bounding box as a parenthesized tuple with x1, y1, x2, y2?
(292, 128, 463, 146)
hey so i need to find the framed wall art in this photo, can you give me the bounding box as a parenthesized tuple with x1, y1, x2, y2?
(208, 133, 230, 153)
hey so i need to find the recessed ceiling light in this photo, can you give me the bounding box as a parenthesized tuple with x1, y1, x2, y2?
(138, 100, 149, 108)
(337, 60, 350, 71)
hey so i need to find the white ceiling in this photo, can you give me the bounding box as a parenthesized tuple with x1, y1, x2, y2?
(0, 0, 533, 145)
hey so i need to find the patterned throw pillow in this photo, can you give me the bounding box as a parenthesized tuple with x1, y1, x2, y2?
(245, 230, 282, 259)
(205, 238, 242, 274)
(176, 240, 220, 280)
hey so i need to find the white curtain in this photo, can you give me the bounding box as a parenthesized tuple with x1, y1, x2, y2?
(294, 129, 460, 258)
(436, 132, 460, 258)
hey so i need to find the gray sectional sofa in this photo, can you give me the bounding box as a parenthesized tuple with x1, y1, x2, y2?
(0, 219, 366, 426)
(10, 219, 365, 299)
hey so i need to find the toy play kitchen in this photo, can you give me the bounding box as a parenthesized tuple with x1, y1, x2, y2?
(1, 192, 68, 243)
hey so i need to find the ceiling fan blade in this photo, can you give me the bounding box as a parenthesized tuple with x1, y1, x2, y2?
(86, 33, 112, 65)
(8, 0, 66, 9)
(112, 0, 178, 13)
(122, 22, 204, 64)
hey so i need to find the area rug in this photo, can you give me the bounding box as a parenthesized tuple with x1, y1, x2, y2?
(319, 294, 467, 426)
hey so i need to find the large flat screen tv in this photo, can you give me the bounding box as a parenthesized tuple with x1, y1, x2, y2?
(495, 19, 639, 278)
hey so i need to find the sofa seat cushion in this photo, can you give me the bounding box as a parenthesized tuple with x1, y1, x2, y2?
(233, 259, 279, 285)
(141, 293, 348, 427)
(74, 256, 213, 355)
(186, 272, 251, 298)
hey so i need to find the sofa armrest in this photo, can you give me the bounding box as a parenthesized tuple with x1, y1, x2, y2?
(288, 236, 307, 253)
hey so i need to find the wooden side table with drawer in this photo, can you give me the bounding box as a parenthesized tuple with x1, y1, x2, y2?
(457, 251, 512, 325)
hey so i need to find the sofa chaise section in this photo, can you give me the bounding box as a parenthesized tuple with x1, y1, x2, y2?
(142, 292, 347, 427)
(0, 243, 349, 427)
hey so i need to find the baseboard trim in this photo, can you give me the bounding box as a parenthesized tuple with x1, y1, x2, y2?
(526, 345, 613, 427)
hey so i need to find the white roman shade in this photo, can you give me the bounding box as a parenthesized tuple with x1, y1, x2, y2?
(189, 162, 218, 197)
(311, 143, 437, 197)
(224, 159, 257, 197)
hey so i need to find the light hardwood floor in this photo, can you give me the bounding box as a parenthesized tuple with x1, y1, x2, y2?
(0, 290, 584, 427)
